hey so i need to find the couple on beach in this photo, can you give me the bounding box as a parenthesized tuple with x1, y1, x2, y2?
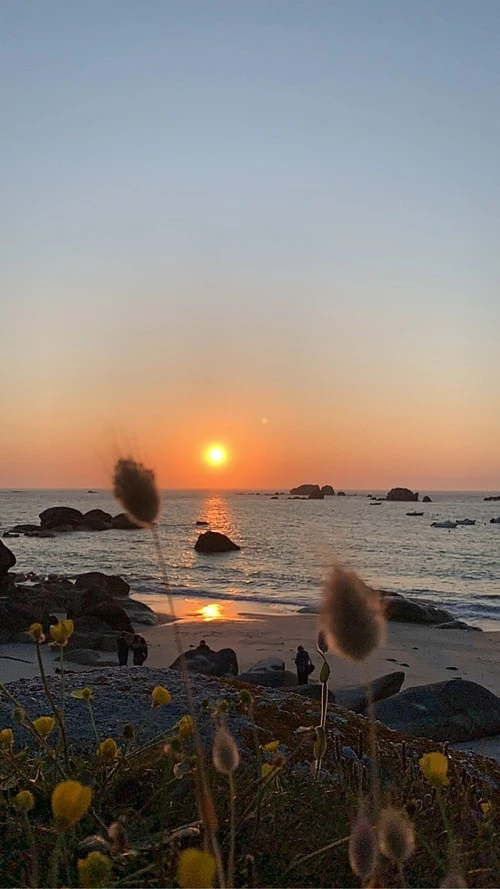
(116, 632, 148, 666)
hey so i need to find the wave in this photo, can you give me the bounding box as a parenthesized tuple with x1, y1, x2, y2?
(132, 581, 315, 610)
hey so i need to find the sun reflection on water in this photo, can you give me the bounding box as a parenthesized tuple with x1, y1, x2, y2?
(199, 603, 223, 621)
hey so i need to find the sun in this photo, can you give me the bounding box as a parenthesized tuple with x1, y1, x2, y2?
(205, 444, 228, 467)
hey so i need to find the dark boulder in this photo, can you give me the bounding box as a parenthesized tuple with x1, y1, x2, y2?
(39, 507, 84, 529)
(308, 489, 325, 499)
(237, 669, 298, 688)
(111, 513, 142, 530)
(246, 657, 285, 673)
(69, 588, 134, 634)
(196, 520, 209, 526)
(381, 593, 454, 625)
(74, 572, 130, 598)
(194, 531, 240, 553)
(386, 488, 418, 502)
(484, 495, 500, 501)
(0, 541, 16, 593)
(81, 509, 113, 531)
(321, 485, 335, 496)
(422, 495, 432, 503)
(337, 672, 406, 713)
(120, 599, 158, 625)
(9, 524, 41, 534)
(169, 644, 239, 677)
(290, 484, 321, 496)
(291, 684, 336, 703)
(373, 680, 500, 742)
(337, 491, 346, 496)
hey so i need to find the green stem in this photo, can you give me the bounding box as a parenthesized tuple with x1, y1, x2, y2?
(228, 772, 236, 889)
(23, 813, 39, 889)
(59, 647, 65, 718)
(35, 642, 70, 768)
(86, 700, 100, 747)
(48, 832, 64, 888)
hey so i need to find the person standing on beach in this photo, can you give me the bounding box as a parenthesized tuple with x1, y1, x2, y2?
(116, 632, 132, 666)
(295, 645, 313, 685)
(131, 633, 148, 666)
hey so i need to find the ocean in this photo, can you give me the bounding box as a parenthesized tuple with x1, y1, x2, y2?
(1, 489, 499, 630)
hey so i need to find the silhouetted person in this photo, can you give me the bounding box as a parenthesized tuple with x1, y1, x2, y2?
(131, 634, 148, 666)
(295, 645, 313, 685)
(117, 632, 130, 666)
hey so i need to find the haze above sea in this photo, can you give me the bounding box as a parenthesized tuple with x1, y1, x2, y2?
(1, 489, 499, 630)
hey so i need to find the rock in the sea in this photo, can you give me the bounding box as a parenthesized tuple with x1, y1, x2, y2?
(338, 672, 406, 713)
(246, 657, 285, 673)
(337, 491, 346, 496)
(422, 495, 432, 502)
(490, 517, 500, 524)
(194, 531, 240, 553)
(386, 488, 419, 502)
(308, 489, 325, 499)
(81, 509, 113, 531)
(8, 524, 41, 534)
(373, 679, 500, 742)
(169, 643, 239, 677)
(381, 593, 455, 625)
(39, 507, 84, 529)
(290, 484, 321, 496)
(321, 485, 335, 496)
(484, 495, 500, 501)
(111, 513, 142, 530)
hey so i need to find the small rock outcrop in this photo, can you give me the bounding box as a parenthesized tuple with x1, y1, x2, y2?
(0, 541, 16, 594)
(194, 531, 240, 553)
(74, 572, 130, 598)
(246, 657, 285, 673)
(337, 491, 346, 496)
(381, 593, 456, 625)
(321, 485, 335, 496)
(339, 672, 406, 713)
(111, 513, 142, 530)
(373, 679, 500, 742)
(386, 488, 419, 502)
(237, 669, 297, 688)
(169, 643, 239, 677)
(308, 489, 324, 499)
(290, 484, 320, 496)
(422, 495, 432, 502)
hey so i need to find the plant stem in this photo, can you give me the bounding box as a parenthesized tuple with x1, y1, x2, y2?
(86, 700, 100, 747)
(34, 642, 69, 768)
(228, 772, 236, 888)
(48, 832, 64, 888)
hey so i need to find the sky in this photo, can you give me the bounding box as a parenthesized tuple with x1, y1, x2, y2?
(1, 1, 499, 490)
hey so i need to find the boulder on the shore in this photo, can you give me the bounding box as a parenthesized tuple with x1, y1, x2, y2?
(246, 657, 285, 673)
(62, 649, 117, 667)
(290, 484, 321, 496)
(337, 671, 406, 713)
(435, 620, 481, 632)
(386, 488, 419, 502)
(74, 572, 130, 598)
(169, 643, 239, 677)
(0, 540, 16, 594)
(321, 485, 335, 496)
(67, 588, 134, 635)
(237, 669, 298, 688)
(194, 531, 240, 553)
(120, 598, 158, 626)
(39, 507, 84, 529)
(373, 679, 500, 742)
(381, 593, 456, 625)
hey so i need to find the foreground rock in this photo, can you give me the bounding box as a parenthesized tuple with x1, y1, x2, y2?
(169, 643, 239, 677)
(194, 531, 240, 553)
(289, 672, 405, 712)
(238, 669, 298, 688)
(386, 487, 419, 502)
(0, 541, 16, 594)
(373, 679, 500, 742)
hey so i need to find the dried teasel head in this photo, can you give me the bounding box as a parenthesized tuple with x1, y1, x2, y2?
(320, 565, 385, 662)
(212, 724, 240, 776)
(348, 811, 377, 881)
(112, 458, 160, 527)
(378, 806, 416, 864)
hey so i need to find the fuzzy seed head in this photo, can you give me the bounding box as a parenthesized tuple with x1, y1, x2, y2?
(113, 458, 160, 527)
(348, 813, 378, 881)
(212, 725, 240, 776)
(378, 807, 416, 864)
(321, 566, 385, 662)
(440, 871, 468, 888)
(317, 628, 329, 653)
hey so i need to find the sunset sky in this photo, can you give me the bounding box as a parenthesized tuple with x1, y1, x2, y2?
(1, 1, 499, 490)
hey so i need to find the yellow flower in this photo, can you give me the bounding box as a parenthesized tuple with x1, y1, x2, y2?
(27, 622, 45, 642)
(419, 751, 450, 787)
(97, 738, 119, 762)
(14, 790, 35, 813)
(176, 715, 195, 738)
(77, 851, 112, 888)
(0, 728, 14, 749)
(151, 685, 172, 707)
(261, 763, 274, 780)
(177, 849, 216, 888)
(261, 740, 280, 753)
(33, 716, 56, 738)
(50, 619, 74, 645)
(71, 688, 94, 700)
(481, 801, 492, 816)
(51, 780, 92, 829)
